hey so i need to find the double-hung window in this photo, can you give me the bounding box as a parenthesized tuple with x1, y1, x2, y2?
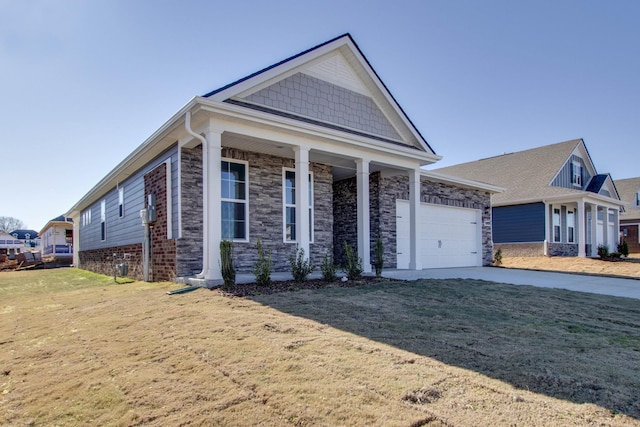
(567, 209, 575, 243)
(100, 200, 106, 241)
(118, 187, 125, 218)
(283, 169, 313, 242)
(552, 207, 561, 242)
(221, 160, 248, 241)
(571, 161, 582, 187)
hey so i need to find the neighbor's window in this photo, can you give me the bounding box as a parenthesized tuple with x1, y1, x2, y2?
(100, 199, 106, 241)
(567, 209, 575, 243)
(221, 160, 248, 241)
(283, 169, 313, 242)
(118, 187, 125, 218)
(553, 207, 561, 242)
(636, 191, 640, 207)
(571, 161, 582, 187)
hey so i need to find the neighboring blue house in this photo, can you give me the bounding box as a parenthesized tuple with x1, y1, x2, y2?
(9, 229, 40, 250)
(66, 34, 499, 283)
(435, 139, 624, 257)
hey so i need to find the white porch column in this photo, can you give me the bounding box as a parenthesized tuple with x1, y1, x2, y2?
(590, 204, 598, 257)
(543, 202, 550, 256)
(202, 127, 223, 281)
(294, 146, 310, 259)
(603, 207, 609, 251)
(577, 200, 586, 257)
(614, 207, 620, 247)
(356, 158, 371, 273)
(409, 168, 422, 270)
(72, 216, 80, 266)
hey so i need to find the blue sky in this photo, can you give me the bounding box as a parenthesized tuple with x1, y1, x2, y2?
(1, 0, 639, 231)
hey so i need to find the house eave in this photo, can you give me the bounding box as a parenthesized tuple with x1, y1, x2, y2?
(420, 170, 504, 193)
(493, 192, 625, 208)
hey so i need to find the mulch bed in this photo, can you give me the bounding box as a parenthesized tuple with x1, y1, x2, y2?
(217, 276, 387, 297)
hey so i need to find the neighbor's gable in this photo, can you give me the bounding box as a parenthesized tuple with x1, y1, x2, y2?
(205, 34, 433, 154)
(550, 141, 596, 191)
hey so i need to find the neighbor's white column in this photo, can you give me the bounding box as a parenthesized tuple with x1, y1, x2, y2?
(294, 146, 310, 259)
(543, 202, 550, 256)
(577, 200, 586, 257)
(614, 207, 620, 248)
(409, 168, 422, 270)
(356, 158, 371, 273)
(203, 126, 223, 281)
(590, 204, 598, 257)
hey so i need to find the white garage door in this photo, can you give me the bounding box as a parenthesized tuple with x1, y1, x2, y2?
(396, 200, 482, 269)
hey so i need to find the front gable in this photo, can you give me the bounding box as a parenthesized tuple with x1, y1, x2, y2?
(550, 140, 596, 190)
(204, 34, 434, 153)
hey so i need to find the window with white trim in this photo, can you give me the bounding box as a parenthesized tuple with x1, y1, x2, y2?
(567, 209, 575, 243)
(100, 199, 106, 241)
(283, 169, 313, 242)
(118, 187, 125, 218)
(553, 207, 561, 242)
(221, 160, 248, 241)
(636, 191, 640, 207)
(571, 161, 582, 187)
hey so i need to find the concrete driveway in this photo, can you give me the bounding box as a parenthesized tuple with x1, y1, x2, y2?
(382, 267, 640, 300)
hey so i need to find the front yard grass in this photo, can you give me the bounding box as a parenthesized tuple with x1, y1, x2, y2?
(1, 268, 639, 426)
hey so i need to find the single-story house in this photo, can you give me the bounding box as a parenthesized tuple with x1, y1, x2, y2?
(39, 215, 74, 261)
(615, 177, 640, 254)
(435, 139, 624, 257)
(66, 34, 500, 283)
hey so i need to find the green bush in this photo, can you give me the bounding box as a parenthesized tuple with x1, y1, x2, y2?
(342, 241, 363, 280)
(253, 238, 272, 286)
(219, 240, 235, 288)
(618, 241, 629, 258)
(320, 251, 337, 282)
(289, 245, 315, 282)
(597, 244, 609, 258)
(372, 238, 384, 277)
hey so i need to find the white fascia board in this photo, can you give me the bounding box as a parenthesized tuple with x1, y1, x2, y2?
(198, 97, 441, 165)
(497, 193, 626, 209)
(66, 97, 201, 217)
(420, 170, 504, 193)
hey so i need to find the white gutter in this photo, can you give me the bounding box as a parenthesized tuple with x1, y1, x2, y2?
(184, 111, 208, 279)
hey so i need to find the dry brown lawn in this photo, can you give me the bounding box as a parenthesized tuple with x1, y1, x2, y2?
(1, 267, 639, 426)
(502, 255, 640, 279)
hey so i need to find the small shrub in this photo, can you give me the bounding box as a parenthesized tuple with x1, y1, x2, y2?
(219, 240, 235, 288)
(618, 241, 629, 258)
(342, 241, 363, 281)
(597, 244, 609, 259)
(372, 238, 384, 277)
(493, 248, 503, 266)
(289, 245, 315, 282)
(253, 238, 272, 286)
(609, 252, 622, 259)
(320, 251, 337, 282)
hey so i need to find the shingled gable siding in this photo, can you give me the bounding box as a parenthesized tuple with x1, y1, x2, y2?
(144, 163, 177, 281)
(332, 173, 494, 268)
(176, 145, 204, 277)
(244, 72, 402, 142)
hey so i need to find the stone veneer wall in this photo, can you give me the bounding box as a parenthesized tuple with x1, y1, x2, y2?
(333, 173, 494, 267)
(176, 145, 204, 277)
(79, 243, 143, 280)
(222, 148, 333, 271)
(144, 163, 177, 281)
(547, 242, 578, 257)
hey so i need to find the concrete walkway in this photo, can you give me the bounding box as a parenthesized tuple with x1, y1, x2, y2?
(382, 267, 640, 300)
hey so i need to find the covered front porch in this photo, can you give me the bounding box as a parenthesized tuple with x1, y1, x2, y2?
(544, 196, 621, 257)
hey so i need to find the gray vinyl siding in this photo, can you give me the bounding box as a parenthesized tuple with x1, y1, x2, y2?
(551, 155, 591, 190)
(80, 145, 179, 251)
(243, 72, 402, 141)
(493, 203, 545, 243)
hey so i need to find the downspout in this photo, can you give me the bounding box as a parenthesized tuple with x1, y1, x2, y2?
(184, 111, 208, 278)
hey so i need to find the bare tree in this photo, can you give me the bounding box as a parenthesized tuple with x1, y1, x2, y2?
(0, 216, 25, 234)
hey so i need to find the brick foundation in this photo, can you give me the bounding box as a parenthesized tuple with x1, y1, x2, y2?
(79, 243, 143, 279)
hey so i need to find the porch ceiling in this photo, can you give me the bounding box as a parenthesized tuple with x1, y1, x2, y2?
(222, 131, 389, 182)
